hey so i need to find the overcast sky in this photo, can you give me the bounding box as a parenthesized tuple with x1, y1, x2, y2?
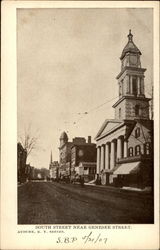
(17, 8, 153, 169)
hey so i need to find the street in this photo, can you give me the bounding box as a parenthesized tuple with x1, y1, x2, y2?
(18, 182, 154, 224)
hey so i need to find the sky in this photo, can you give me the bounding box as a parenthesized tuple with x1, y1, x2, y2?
(17, 8, 153, 169)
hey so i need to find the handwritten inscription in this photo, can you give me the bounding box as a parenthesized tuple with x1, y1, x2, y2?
(56, 231, 107, 244)
(82, 231, 107, 244)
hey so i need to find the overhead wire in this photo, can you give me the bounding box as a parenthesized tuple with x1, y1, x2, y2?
(72, 95, 119, 126)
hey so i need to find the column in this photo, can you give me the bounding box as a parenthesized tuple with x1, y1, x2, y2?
(96, 147, 101, 174)
(105, 143, 110, 170)
(117, 137, 123, 159)
(110, 140, 116, 169)
(130, 76, 133, 94)
(141, 77, 144, 95)
(100, 145, 105, 172)
(137, 77, 141, 95)
(126, 75, 129, 94)
(124, 140, 128, 158)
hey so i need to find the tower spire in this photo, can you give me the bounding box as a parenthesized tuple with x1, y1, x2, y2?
(128, 29, 133, 42)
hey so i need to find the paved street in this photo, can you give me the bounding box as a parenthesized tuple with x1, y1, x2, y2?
(18, 182, 153, 224)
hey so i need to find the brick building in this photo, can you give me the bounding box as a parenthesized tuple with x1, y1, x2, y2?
(71, 136, 97, 182)
(95, 31, 153, 188)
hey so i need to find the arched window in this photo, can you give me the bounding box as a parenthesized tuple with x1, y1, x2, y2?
(135, 127, 140, 138)
(128, 147, 133, 157)
(145, 142, 150, 155)
(135, 145, 141, 156)
(119, 108, 121, 119)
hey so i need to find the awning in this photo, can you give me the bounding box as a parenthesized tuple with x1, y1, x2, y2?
(114, 161, 141, 175)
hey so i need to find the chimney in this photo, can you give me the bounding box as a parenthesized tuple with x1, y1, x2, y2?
(88, 136, 91, 144)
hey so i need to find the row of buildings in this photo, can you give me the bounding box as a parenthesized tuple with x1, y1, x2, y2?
(51, 30, 153, 189)
(17, 142, 49, 183)
(17, 142, 35, 183)
(49, 135, 97, 183)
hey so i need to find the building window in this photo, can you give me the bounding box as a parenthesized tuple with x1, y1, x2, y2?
(135, 127, 140, 138)
(128, 147, 133, 157)
(135, 105, 140, 116)
(119, 108, 121, 119)
(132, 77, 137, 95)
(145, 142, 150, 155)
(119, 84, 122, 97)
(135, 145, 141, 156)
(139, 78, 142, 95)
(121, 80, 124, 95)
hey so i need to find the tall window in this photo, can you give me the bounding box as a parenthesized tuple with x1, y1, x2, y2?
(121, 80, 124, 95)
(119, 83, 122, 97)
(132, 77, 137, 95)
(119, 108, 121, 119)
(128, 147, 133, 157)
(135, 127, 140, 138)
(139, 78, 142, 95)
(135, 105, 140, 116)
(135, 145, 141, 156)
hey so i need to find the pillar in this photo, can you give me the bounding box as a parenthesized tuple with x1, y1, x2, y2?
(96, 147, 101, 174)
(130, 76, 133, 94)
(124, 140, 128, 158)
(126, 75, 129, 94)
(105, 143, 110, 170)
(110, 140, 116, 169)
(141, 77, 144, 95)
(137, 77, 141, 95)
(100, 145, 105, 172)
(117, 137, 123, 159)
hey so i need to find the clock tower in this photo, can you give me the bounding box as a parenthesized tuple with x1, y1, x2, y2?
(113, 30, 150, 120)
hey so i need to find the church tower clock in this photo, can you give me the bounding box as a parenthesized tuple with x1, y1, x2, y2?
(113, 30, 151, 120)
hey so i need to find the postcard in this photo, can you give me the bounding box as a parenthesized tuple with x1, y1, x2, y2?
(1, 1, 159, 249)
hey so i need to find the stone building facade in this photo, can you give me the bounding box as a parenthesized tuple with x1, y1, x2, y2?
(59, 131, 73, 178)
(95, 31, 153, 188)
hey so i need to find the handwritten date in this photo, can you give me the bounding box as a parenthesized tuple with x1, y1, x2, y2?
(56, 231, 107, 244)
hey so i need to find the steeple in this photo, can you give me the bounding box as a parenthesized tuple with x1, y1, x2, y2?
(128, 29, 133, 42)
(113, 30, 150, 120)
(120, 29, 142, 63)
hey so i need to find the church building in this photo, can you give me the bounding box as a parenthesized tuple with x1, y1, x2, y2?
(49, 151, 59, 180)
(95, 30, 153, 188)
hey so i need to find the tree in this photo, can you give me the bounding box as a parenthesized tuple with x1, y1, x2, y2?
(18, 125, 39, 162)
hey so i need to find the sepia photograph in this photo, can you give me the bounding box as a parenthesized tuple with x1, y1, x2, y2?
(17, 7, 154, 224)
(1, 1, 159, 250)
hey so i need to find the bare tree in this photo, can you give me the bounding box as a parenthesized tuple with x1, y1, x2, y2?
(18, 125, 39, 162)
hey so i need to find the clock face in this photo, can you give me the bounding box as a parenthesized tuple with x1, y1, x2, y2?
(78, 149, 84, 157)
(130, 55, 138, 65)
